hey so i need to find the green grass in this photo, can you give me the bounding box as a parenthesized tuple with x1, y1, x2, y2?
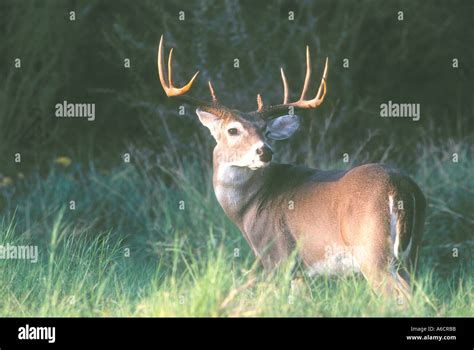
(0, 142, 472, 317)
(0, 215, 472, 317)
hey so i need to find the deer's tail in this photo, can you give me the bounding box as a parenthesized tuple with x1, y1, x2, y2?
(388, 184, 426, 274)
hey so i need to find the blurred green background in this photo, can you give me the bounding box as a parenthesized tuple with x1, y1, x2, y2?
(0, 0, 472, 316)
(1, 0, 472, 167)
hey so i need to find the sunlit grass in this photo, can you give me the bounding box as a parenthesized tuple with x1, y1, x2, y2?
(0, 218, 472, 317)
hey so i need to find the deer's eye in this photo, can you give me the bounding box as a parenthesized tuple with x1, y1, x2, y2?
(228, 128, 239, 136)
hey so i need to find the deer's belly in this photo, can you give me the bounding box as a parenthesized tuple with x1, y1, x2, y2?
(306, 246, 361, 276)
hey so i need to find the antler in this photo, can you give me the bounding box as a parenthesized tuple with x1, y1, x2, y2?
(254, 46, 328, 119)
(157, 35, 217, 106)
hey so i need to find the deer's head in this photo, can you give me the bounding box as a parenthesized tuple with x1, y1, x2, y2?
(157, 35, 328, 170)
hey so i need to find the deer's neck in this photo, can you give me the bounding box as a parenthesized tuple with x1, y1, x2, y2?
(212, 150, 265, 227)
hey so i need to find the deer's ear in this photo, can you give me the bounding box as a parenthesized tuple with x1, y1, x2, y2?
(266, 114, 300, 140)
(196, 109, 221, 138)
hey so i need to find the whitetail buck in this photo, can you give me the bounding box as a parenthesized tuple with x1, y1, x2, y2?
(157, 35, 425, 299)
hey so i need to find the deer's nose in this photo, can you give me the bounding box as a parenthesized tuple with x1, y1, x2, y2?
(256, 146, 273, 162)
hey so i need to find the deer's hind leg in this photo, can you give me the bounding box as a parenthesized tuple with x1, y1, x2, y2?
(356, 247, 412, 304)
(348, 214, 412, 304)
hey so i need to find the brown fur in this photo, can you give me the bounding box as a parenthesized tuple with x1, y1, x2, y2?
(207, 110, 425, 300)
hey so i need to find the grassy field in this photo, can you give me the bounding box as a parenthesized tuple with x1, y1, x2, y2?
(0, 141, 472, 317)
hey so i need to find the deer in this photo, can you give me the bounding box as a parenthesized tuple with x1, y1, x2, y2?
(156, 35, 426, 301)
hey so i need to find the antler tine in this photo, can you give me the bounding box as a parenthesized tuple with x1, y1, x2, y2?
(280, 68, 289, 104)
(314, 57, 329, 104)
(257, 94, 263, 112)
(208, 81, 218, 102)
(299, 46, 311, 101)
(157, 35, 168, 93)
(167, 47, 174, 88)
(157, 34, 200, 97)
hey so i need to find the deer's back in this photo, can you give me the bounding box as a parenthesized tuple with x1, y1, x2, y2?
(245, 163, 425, 270)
